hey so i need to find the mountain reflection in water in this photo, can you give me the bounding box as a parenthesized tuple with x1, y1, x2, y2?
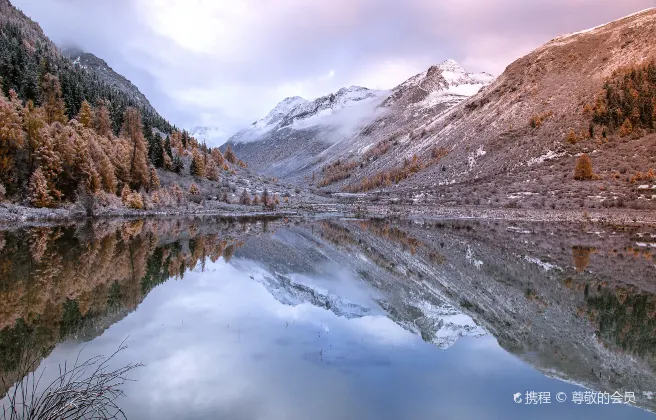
(1, 216, 655, 419)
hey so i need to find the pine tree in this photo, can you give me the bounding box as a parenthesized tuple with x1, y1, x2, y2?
(190, 148, 205, 177)
(41, 73, 67, 125)
(29, 168, 52, 208)
(121, 107, 149, 189)
(77, 100, 94, 128)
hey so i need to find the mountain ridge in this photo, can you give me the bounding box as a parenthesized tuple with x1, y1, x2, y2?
(223, 59, 490, 182)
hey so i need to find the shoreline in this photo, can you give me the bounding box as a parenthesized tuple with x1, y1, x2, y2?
(2, 201, 655, 229)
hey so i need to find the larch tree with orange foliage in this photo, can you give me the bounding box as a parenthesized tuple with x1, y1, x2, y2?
(224, 144, 237, 164)
(40, 73, 67, 125)
(121, 107, 149, 189)
(77, 100, 94, 128)
(0, 90, 24, 190)
(94, 102, 113, 138)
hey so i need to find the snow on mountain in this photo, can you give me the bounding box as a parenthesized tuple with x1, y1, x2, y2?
(253, 96, 308, 131)
(383, 59, 493, 108)
(229, 86, 386, 144)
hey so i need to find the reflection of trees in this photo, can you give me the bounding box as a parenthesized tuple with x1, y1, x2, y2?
(587, 289, 656, 365)
(0, 217, 273, 396)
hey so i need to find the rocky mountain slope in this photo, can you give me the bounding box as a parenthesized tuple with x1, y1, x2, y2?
(231, 222, 487, 349)
(226, 10, 656, 212)
(224, 60, 489, 183)
(318, 9, 656, 210)
(63, 47, 157, 116)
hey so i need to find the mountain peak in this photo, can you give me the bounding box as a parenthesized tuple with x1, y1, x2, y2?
(437, 59, 465, 73)
(383, 60, 493, 108)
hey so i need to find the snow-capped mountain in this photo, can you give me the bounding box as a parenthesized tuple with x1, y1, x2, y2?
(383, 59, 494, 108)
(229, 85, 385, 144)
(223, 59, 493, 183)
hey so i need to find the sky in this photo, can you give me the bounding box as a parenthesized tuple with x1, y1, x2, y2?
(12, 0, 656, 145)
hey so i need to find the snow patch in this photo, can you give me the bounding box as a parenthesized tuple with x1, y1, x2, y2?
(524, 255, 562, 271)
(527, 150, 565, 166)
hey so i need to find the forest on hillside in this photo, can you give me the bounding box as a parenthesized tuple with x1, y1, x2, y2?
(0, 4, 252, 211)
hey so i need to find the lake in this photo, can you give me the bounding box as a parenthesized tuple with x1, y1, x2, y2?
(1, 216, 655, 419)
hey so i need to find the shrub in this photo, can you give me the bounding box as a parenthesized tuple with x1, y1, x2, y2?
(566, 130, 579, 144)
(0, 183, 5, 201)
(629, 168, 655, 184)
(125, 191, 144, 209)
(529, 111, 553, 129)
(574, 154, 594, 180)
(189, 183, 200, 195)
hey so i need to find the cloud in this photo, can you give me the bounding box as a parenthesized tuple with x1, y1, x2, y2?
(12, 0, 654, 145)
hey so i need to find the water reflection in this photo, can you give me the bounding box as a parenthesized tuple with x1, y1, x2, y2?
(1, 217, 655, 419)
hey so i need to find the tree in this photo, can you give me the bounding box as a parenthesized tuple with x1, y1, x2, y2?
(0, 91, 24, 190)
(205, 157, 219, 181)
(619, 118, 633, 137)
(76, 100, 93, 128)
(94, 103, 113, 138)
(224, 144, 237, 164)
(149, 166, 160, 191)
(574, 154, 594, 180)
(239, 189, 251, 205)
(261, 188, 269, 207)
(73, 128, 101, 192)
(41, 73, 67, 125)
(189, 183, 200, 195)
(147, 136, 164, 168)
(252, 194, 260, 205)
(22, 100, 45, 173)
(29, 168, 52, 208)
(212, 148, 225, 167)
(35, 128, 63, 201)
(120, 108, 149, 189)
(89, 136, 117, 193)
(190, 148, 205, 177)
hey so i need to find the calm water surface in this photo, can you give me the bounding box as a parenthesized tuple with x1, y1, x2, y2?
(1, 217, 655, 419)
